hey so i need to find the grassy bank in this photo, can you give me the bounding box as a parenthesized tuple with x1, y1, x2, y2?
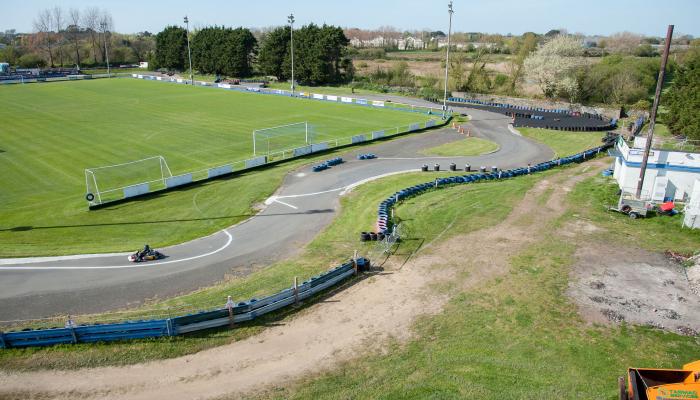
(419, 137, 499, 157)
(518, 127, 604, 158)
(568, 175, 700, 254)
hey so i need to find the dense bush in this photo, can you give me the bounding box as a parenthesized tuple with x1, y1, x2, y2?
(577, 55, 666, 105)
(154, 26, 188, 71)
(664, 45, 700, 140)
(17, 53, 46, 68)
(191, 26, 257, 77)
(257, 24, 353, 85)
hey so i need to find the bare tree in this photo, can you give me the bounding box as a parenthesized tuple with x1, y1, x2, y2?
(67, 8, 81, 67)
(51, 6, 65, 66)
(83, 7, 100, 64)
(606, 32, 642, 55)
(33, 8, 55, 67)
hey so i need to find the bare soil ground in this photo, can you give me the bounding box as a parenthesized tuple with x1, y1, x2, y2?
(568, 240, 700, 336)
(0, 160, 657, 400)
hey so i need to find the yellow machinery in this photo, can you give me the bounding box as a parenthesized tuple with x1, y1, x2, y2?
(620, 360, 700, 400)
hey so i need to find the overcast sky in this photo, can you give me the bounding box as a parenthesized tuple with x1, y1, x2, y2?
(2, 0, 698, 37)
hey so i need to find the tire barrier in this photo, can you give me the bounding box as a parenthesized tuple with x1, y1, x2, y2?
(446, 97, 616, 132)
(0, 258, 369, 349)
(313, 157, 344, 172)
(369, 138, 616, 238)
(357, 153, 377, 160)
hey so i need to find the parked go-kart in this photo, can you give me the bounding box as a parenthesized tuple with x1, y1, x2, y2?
(128, 245, 164, 263)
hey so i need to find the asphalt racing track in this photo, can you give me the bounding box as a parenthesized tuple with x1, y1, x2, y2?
(0, 97, 554, 321)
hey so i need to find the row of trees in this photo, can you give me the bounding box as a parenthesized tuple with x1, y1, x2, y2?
(258, 24, 352, 85)
(154, 23, 353, 85)
(0, 7, 155, 69)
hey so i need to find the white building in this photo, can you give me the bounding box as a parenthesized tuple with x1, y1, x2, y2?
(613, 136, 700, 201)
(397, 36, 424, 50)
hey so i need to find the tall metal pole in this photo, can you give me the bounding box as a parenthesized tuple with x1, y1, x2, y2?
(635, 25, 674, 199)
(184, 16, 194, 86)
(442, 1, 454, 119)
(101, 22, 110, 77)
(288, 13, 295, 96)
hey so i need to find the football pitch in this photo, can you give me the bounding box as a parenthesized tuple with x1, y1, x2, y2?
(0, 79, 431, 256)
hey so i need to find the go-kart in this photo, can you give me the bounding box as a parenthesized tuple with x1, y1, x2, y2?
(128, 248, 164, 263)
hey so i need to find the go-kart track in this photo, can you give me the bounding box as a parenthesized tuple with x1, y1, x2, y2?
(0, 97, 556, 322)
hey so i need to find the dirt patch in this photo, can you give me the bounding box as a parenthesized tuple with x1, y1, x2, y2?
(0, 162, 604, 400)
(568, 242, 700, 336)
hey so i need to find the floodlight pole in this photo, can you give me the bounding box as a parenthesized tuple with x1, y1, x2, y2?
(635, 24, 673, 199)
(288, 13, 295, 96)
(442, 1, 454, 119)
(100, 22, 110, 77)
(184, 16, 194, 86)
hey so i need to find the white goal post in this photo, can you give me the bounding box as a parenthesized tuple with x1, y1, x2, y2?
(253, 122, 312, 156)
(85, 156, 173, 204)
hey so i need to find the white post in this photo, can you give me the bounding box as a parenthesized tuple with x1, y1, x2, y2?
(91, 172, 102, 204)
(184, 16, 194, 86)
(289, 13, 295, 96)
(305, 121, 309, 144)
(442, 1, 454, 119)
(252, 131, 256, 155)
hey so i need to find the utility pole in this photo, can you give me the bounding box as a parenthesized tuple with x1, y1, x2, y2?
(442, 1, 454, 119)
(635, 25, 674, 199)
(184, 16, 194, 86)
(100, 21, 110, 77)
(288, 13, 295, 96)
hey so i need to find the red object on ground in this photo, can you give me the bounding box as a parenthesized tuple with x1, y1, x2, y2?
(659, 201, 675, 212)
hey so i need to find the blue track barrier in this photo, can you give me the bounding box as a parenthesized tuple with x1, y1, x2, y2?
(372, 139, 616, 236)
(0, 258, 368, 349)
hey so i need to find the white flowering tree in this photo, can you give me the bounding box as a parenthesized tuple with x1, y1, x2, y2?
(524, 35, 584, 101)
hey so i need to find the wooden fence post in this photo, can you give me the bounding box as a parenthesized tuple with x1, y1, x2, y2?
(294, 277, 299, 304)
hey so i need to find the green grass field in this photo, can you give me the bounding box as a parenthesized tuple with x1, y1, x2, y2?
(518, 127, 604, 158)
(0, 78, 430, 256)
(419, 137, 499, 156)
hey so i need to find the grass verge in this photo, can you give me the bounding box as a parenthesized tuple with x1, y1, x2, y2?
(419, 137, 499, 157)
(567, 174, 700, 254)
(518, 127, 604, 158)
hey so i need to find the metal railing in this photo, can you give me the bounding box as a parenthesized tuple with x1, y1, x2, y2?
(0, 258, 369, 348)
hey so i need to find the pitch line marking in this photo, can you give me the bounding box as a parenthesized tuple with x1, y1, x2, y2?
(0, 230, 233, 271)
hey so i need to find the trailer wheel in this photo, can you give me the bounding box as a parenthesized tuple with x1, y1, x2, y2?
(629, 212, 639, 219)
(621, 205, 632, 213)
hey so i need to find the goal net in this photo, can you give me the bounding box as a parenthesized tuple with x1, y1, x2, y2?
(85, 156, 173, 204)
(253, 122, 314, 156)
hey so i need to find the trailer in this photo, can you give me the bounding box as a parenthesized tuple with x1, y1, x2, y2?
(609, 193, 653, 219)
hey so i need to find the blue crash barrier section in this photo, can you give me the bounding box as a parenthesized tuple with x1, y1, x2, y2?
(0, 258, 368, 349)
(313, 157, 343, 172)
(371, 138, 617, 236)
